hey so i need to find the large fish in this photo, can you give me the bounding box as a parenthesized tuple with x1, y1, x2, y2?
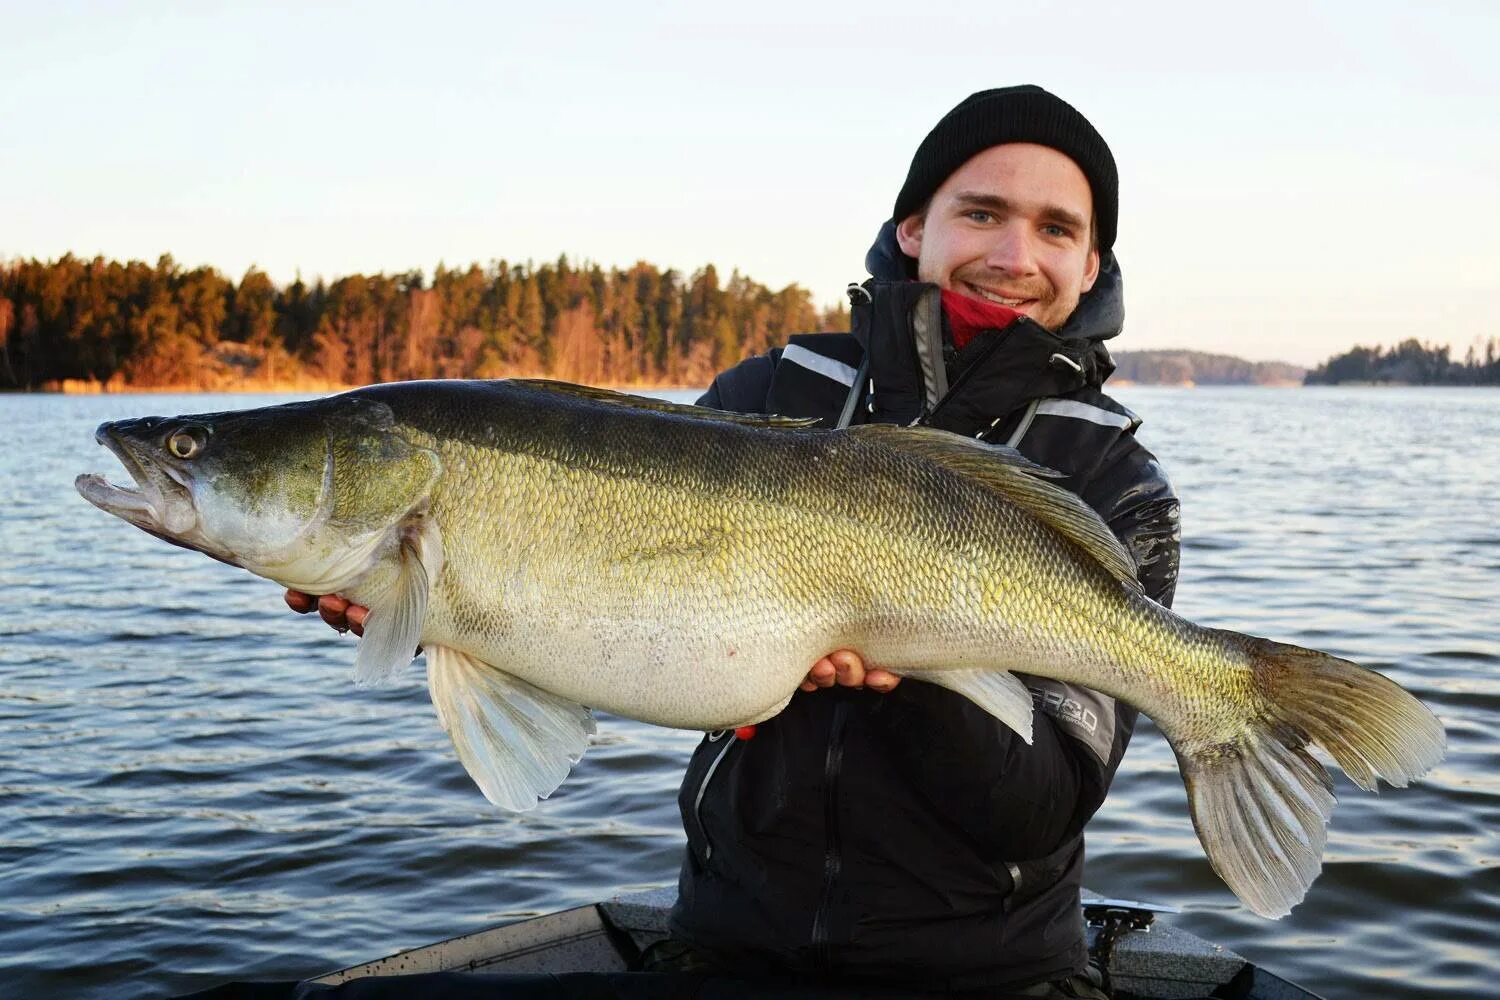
(75, 379, 1443, 918)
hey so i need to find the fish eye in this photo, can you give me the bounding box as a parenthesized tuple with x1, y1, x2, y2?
(167, 427, 206, 459)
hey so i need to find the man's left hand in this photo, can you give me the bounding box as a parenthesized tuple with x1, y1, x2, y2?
(285, 590, 368, 636)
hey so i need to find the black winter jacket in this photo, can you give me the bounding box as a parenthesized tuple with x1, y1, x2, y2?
(668, 224, 1181, 990)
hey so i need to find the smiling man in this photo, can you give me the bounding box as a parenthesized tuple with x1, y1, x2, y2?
(655, 86, 1183, 996)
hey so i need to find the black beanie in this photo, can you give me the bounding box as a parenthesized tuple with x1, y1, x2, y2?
(892, 85, 1118, 252)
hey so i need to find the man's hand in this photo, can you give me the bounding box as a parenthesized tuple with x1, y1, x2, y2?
(800, 649, 901, 694)
(285, 589, 368, 636)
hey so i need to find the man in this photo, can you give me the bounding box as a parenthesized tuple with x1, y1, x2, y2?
(293, 85, 1179, 997)
(648, 85, 1181, 996)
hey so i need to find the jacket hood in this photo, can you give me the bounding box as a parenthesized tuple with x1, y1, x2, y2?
(862, 220, 1124, 345)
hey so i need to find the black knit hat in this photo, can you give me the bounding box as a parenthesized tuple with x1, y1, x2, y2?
(892, 85, 1118, 251)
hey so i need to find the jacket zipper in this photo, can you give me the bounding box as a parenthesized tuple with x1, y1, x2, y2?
(923, 329, 1009, 426)
(691, 732, 737, 862)
(810, 700, 850, 967)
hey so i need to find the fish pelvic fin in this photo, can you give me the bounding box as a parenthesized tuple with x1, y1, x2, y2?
(1179, 635, 1445, 919)
(426, 645, 596, 812)
(898, 667, 1035, 744)
(505, 379, 819, 428)
(846, 424, 1143, 594)
(353, 517, 442, 687)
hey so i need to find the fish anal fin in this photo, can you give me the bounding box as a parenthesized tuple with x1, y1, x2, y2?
(899, 667, 1035, 744)
(426, 645, 597, 812)
(506, 378, 818, 428)
(847, 424, 1142, 592)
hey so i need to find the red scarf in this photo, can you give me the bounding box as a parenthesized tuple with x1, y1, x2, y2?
(940, 288, 1022, 351)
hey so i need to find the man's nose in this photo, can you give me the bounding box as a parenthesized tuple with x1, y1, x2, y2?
(983, 225, 1038, 274)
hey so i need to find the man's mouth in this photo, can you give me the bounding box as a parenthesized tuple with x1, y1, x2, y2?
(963, 282, 1037, 309)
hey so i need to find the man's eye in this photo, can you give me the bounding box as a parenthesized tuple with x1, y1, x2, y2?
(965, 210, 994, 223)
(1042, 224, 1072, 239)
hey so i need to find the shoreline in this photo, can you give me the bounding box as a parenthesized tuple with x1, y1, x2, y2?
(18, 377, 707, 396)
(14, 379, 1496, 396)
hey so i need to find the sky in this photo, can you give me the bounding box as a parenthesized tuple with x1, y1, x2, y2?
(2, 0, 1496, 366)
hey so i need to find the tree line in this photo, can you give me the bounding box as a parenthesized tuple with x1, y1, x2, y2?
(0, 254, 849, 391)
(1304, 338, 1500, 386)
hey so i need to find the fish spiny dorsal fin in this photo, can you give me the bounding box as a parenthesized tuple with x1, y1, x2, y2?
(846, 423, 1144, 593)
(506, 379, 819, 429)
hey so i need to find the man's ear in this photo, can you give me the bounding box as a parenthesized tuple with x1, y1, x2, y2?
(1080, 247, 1101, 293)
(895, 213, 925, 258)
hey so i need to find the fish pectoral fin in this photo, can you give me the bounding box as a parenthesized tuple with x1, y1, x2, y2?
(899, 667, 1035, 744)
(425, 645, 597, 812)
(353, 518, 442, 687)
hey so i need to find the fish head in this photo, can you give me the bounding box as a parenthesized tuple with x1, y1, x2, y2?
(76, 395, 441, 591)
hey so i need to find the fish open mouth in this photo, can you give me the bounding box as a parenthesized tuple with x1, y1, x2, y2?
(75, 470, 157, 519)
(74, 421, 208, 541)
(76, 427, 163, 524)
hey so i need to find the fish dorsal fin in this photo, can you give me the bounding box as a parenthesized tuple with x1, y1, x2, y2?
(847, 423, 1143, 593)
(505, 378, 819, 429)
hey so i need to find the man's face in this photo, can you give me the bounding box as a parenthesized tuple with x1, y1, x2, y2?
(896, 143, 1101, 332)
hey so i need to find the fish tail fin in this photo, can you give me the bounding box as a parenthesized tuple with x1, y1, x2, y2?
(1178, 634, 1445, 919)
(1244, 636, 1446, 792)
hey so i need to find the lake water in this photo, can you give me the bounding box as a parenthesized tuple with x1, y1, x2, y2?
(1, 386, 1496, 999)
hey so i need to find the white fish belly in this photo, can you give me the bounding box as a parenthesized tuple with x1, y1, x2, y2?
(423, 588, 820, 731)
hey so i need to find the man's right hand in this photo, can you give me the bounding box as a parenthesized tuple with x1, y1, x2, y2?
(285, 590, 368, 636)
(801, 649, 901, 694)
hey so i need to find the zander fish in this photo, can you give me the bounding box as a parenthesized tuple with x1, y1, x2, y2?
(75, 378, 1444, 918)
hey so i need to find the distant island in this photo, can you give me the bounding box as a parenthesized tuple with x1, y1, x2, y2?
(1304, 338, 1500, 386)
(1108, 350, 1304, 386)
(1116, 340, 1500, 388)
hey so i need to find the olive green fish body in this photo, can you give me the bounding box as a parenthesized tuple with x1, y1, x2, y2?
(344, 387, 1141, 727)
(76, 378, 1444, 919)
(395, 391, 1232, 740)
